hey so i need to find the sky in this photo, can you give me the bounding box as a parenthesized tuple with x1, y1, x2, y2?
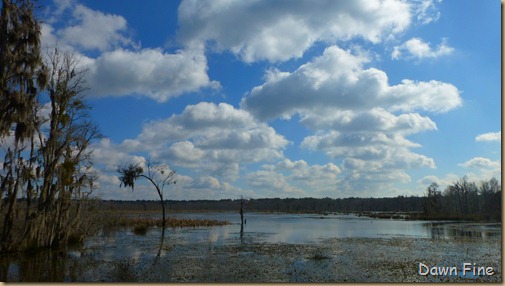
(34, 0, 501, 200)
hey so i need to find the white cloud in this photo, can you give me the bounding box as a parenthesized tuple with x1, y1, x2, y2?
(178, 0, 412, 62)
(417, 173, 460, 191)
(83, 47, 219, 101)
(57, 4, 132, 51)
(175, 175, 250, 199)
(299, 108, 437, 134)
(41, 2, 218, 102)
(93, 102, 289, 181)
(245, 170, 306, 197)
(418, 156, 502, 193)
(411, 0, 442, 25)
(459, 157, 501, 169)
(302, 132, 434, 167)
(248, 158, 407, 198)
(266, 159, 341, 182)
(242, 46, 461, 120)
(392, 37, 454, 60)
(89, 102, 294, 199)
(458, 157, 502, 183)
(240, 45, 458, 194)
(475, 131, 501, 142)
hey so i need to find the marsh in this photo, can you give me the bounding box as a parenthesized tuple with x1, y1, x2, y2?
(1, 212, 500, 282)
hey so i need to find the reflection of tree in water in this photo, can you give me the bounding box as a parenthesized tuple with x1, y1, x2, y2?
(154, 228, 166, 260)
(240, 197, 249, 241)
(0, 249, 70, 282)
(427, 223, 501, 239)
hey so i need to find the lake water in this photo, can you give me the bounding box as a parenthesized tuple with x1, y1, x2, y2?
(1, 212, 501, 282)
(156, 212, 501, 243)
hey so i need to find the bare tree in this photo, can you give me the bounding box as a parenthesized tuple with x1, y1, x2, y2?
(118, 160, 176, 228)
(423, 182, 441, 216)
(239, 196, 251, 240)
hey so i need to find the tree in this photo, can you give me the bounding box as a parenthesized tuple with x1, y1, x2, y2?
(0, 41, 100, 251)
(0, 0, 99, 251)
(0, 0, 48, 138)
(424, 182, 441, 215)
(0, 0, 48, 251)
(238, 196, 251, 240)
(446, 176, 478, 215)
(479, 177, 501, 220)
(23, 48, 101, 249)
(118, 161, 176, 228)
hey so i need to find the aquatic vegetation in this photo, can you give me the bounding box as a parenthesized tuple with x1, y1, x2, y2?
(119, 216, 230, 230)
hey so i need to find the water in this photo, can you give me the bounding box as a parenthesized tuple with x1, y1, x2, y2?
(1, 212, 501, 281)
(163, 212, 501, 243)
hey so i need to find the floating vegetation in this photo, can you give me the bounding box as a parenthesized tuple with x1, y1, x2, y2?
(119, 217, 230, 230)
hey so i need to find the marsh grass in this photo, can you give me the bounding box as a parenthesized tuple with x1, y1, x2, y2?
(1, 203, 230, 251)
(121, 217, 230, 229)
(89, 210, 231, 236)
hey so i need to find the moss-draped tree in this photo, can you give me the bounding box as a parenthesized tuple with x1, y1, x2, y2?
(0, 0, 101, 251)
(0, 0, 47, 251)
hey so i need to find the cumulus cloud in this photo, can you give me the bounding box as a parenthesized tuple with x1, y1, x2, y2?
(458, 157, 502, 183)
(175, 175, 252, 199)
(391, 37, 454, 60)
(94, 102, 289, 181)
(265, 159, 341, 182)
(178, 0, 411, 62)
(245, 170, 306, 197)
(89, 102, 303, 199)
(242, 46, 461, 120)
(57, 4, 132, 51)
(417, 173, 461, 190)
(302, 132, 433, 166)
(82, 47, 219, 101)
(419, 156, 501, 193)
(245, 158, 387, 198)
(459, 157, 501, 170)
(300, 130, 435, 193)
(240, 45, 458, 193)
(299, 108, 437, 134)
(40, 1, 218, 102)
(475, 131, 501, 142)
(37, 0, 470, 199)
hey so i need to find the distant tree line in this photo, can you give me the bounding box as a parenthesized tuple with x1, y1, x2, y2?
(423, 176, 501, 221)
(96, 176, 500, 222)
(95, 196, 424, 214)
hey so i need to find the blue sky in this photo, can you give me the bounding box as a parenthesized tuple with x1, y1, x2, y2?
(36, 0, 501, 200)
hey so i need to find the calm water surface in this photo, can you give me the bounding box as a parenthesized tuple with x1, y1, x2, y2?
(1, 212, 501, 282)
(163, 212, 501, 243)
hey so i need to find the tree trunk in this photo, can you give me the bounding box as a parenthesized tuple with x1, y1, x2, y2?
(160, 194, 166, 229)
